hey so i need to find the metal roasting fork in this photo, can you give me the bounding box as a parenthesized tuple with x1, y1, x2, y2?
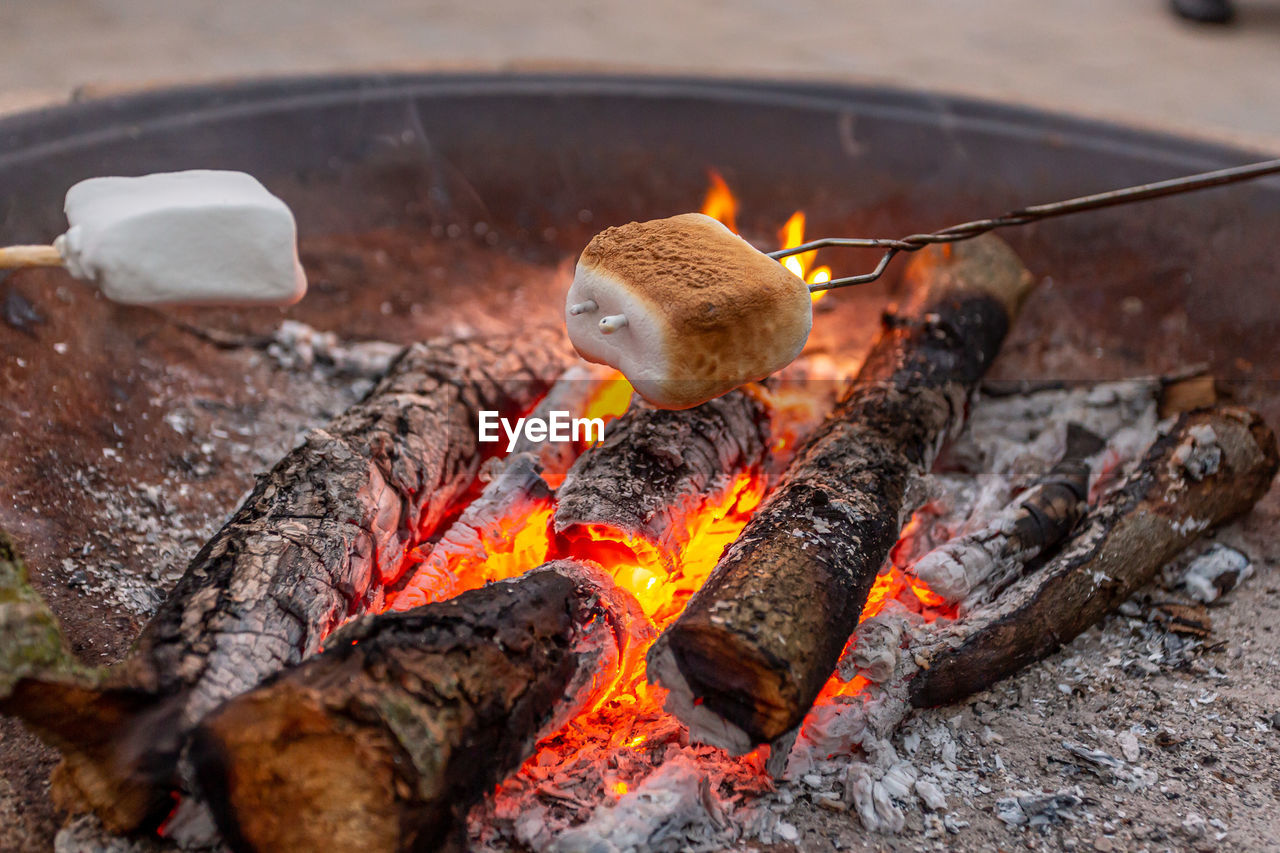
(768, 157, 1280, 293)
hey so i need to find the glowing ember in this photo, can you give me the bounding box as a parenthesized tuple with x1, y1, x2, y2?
(386, 374, 633, 611)
(578, 374, 634, 429)
(700, 173, 832, 302)
(388, 503, 556, 611)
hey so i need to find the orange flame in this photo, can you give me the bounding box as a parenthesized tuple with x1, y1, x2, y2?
(700, 174, 831, 302)
(701, 170, 738, 234)
(386, 375, 634, 611)
(579, 375, 634, 432)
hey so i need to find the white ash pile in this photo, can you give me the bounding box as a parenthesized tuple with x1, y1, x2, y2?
(49, 322, 403, 621)
(1169, 543, 1254, 604)
(267, 319, 402, 380)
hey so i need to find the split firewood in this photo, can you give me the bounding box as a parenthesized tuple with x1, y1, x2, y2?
(553, 388, 771, 571)
(0, 334, 568, 831)
(193, 560, 650, 853)
(910, 406, 1278, 707)
(649, 236, 1036, 752)
(909, 422, 1103, 608)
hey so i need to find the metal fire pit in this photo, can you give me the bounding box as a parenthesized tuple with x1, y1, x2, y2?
(1, 73, 1278, 848)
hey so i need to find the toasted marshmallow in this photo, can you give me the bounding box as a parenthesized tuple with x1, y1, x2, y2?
(55, 170, 307, 306)
(566, 213, 812, 409)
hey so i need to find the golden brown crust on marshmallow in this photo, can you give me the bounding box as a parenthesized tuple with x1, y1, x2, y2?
(579, 213, 811, 408)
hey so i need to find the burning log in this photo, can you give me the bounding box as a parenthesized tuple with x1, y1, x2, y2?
(387, 362, 619, 611)
(649, 236, 1035, 752)
(553, 389, 770, 571)
(0, 334, 567, 831)
(192, 560, 646, 853)
(910, 406, 1278, 707)
(133, 334, 567, 717)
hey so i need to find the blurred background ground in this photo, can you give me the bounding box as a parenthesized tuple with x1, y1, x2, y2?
(0, 0, 1278, 149)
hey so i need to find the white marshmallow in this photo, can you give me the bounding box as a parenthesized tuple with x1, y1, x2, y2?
(55, 170, 307, 306)
(566, 213, 812, 410)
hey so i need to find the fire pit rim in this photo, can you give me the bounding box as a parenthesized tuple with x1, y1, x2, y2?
(2, 71, 1278, 175)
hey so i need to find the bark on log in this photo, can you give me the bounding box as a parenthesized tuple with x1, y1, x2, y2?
(910, 406, 1278, 707)
(192, 560, 642, 853)
(791, 407, 1275, 790)
(553, 388, 770, 572)
(0, 334, 568, 831)
(649, 237, 1035, 752)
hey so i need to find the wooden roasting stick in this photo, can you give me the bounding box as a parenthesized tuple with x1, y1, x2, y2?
(649, 236, 1035, 753)
(0, 333, 568, 832)
(193, 560, 645, 853)
(910, 406, 1279, 707)
(553, 389, 770, 571)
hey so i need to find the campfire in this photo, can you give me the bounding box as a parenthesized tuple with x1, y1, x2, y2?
(2, 150, 1277, 853)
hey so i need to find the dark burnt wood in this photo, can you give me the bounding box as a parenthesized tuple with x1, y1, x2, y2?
(553, 389, 770, 572)
(193, 561, 623, 853)
(0, 334, 567, 831)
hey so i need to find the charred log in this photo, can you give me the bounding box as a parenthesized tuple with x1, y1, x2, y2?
(519, 362, 620, 478)
(649, 236, 1035, 752)
(553, 389, 770, 571)
(193, 561, 641, 853)
(910, 406, 1278, 707)
(388, 363, 616, 611)
(0, 334, 568, 831)
(910, 422, 1102, 608)
(133, 334, 566, 717)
